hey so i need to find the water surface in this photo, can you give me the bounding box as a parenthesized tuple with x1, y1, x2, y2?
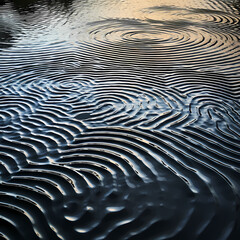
(0, 0, 240, 239)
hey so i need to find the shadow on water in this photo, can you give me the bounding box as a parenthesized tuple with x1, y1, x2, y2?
(0, 1, 13, 49)
(234, 0, 240, 11)
(0, 28, 13, 49)
(0, 0, 74, 50)
(8, 0, 74, 13)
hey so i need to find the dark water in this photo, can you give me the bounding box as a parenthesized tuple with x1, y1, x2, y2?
(0, 0, 240, 239)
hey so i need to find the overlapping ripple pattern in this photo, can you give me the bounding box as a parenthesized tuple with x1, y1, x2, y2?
(0, 0, 240, 239)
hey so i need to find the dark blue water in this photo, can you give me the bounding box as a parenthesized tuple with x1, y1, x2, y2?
(0, 0, 240, 239)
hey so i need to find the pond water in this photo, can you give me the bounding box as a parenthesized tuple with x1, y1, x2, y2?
(0, 0, 240, 239)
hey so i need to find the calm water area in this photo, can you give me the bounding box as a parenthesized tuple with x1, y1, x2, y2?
(0, 0, 240, 239)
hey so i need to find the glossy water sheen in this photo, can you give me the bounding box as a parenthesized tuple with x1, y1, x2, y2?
(0, 0, 240, 239)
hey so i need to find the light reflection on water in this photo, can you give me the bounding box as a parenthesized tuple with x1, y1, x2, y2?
(1, 0, 239, 43)
(0, 0, 240, 239)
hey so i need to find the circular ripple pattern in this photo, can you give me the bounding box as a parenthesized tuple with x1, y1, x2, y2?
(87, 16, 240, 75)
(0, 0, 240, 239)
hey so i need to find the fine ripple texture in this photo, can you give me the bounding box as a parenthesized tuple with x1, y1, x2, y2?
(0, 0, 240, 239)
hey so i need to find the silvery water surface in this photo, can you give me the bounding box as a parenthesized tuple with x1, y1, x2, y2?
(0, 0, 240, 239)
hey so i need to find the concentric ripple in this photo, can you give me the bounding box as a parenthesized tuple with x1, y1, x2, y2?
(0, 0, 240, 239)
(87, 15, 240, 75)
